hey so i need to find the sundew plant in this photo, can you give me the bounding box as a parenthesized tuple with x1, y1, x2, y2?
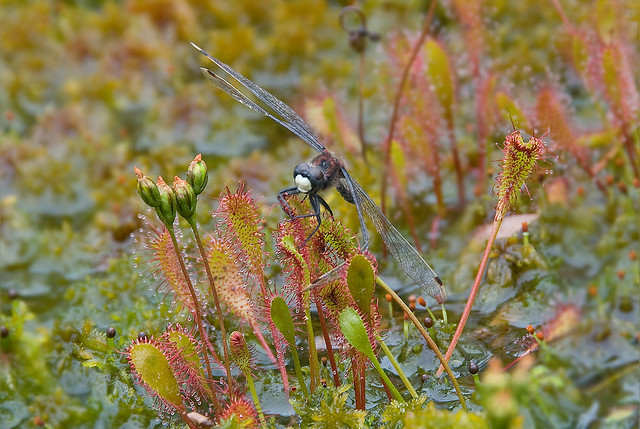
(0, 1, 638, 428)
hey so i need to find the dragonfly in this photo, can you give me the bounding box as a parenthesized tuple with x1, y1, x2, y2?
(191, 42, 447, 304)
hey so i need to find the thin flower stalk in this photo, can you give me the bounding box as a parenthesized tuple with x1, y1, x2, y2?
(375, 333, 418, 399)
(166, 227, 221, 409)
(135, 170, 220, 410)
(173, 163, 234, 393)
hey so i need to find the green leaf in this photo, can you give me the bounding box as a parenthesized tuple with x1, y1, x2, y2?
(338, 308, 374, 360)
(270, 297, 296, 346)
(346, 254, 375, 322)
(129, 343, 182, 407)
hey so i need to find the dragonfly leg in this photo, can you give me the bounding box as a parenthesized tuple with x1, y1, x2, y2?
(315, 194, 334, 218)
(301, 193, 324, 247)
(277, 187, 300, 219)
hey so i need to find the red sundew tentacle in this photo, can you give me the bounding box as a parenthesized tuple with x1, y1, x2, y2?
(147, 225, 197, 310)
(124, 335, 188, 418)
(218, 396, 259, 428)
(205, 236, 255, 322)
(160, 324, 219, 405)
(214, 184, 267, 288)
(254, 290, 294, 392)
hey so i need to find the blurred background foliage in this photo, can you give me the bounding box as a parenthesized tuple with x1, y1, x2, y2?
(1, 0, 638, 428)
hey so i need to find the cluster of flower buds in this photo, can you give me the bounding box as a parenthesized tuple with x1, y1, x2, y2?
(134, 154, 208, 227)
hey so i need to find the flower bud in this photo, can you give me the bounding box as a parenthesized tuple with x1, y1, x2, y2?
(155, 176, 176, 227)
(495, 131, 545, 221)
(134, 167, 161, 208)
(229, 331, 251, 372)
(172, 176, 197, 220)
(187, 154, 208, 196)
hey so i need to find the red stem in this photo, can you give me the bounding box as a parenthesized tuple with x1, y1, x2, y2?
(248, 318, 277, 364)
(314, 296, 341, 387)
(436, 218, 502, 377)
(352, 353, 363, 409)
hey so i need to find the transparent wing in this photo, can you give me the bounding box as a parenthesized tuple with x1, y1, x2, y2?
(349, 179, 447, 303)
(192, 42, 326, 154)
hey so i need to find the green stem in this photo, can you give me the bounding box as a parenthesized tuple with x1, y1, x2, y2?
(187, 218, 234, 393)
(303, 289, 320, 392)
(375, 334, 418, 399)
(244, 371, 265, 423)
(436, 218, 502, 378)
(290, 340, 309, 398)
(369, 353, 404, 402)
(425, 306, 436, 321)
(167, 226, 221, 412)
(376, 277, 467, 410)
(441, 303, 448, 326)
(403, 318, 409, 340)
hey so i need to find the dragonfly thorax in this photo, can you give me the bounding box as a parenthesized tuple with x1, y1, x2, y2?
(293, 162, 324, 194)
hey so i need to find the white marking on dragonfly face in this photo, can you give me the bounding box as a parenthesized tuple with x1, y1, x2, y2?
(295, 174, 312, 193)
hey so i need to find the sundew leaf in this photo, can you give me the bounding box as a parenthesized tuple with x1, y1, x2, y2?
(317, 217, 357, 260)
(278, 232, 311, 286)
(205, 238, 254, 322)
(570, 33, 589, 83)
(338, 308, 374, 361)
(270, 296, 296, 346)
(216, 185, 266, 277)
(165, 330, 200, 368)
(128, 342, 183, 408)
(601, 45, 625, 115)
(162, 326, 214, 401)
(346, 254, 375, 322)
(149, 227, 196, 310)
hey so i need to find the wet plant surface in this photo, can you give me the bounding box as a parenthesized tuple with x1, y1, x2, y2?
(1, 1, 639, 428)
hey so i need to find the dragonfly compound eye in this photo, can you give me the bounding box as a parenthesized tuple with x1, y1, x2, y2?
(294, 162, 324, 193)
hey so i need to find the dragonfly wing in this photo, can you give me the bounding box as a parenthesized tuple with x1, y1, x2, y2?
(350, 179, 447, 303)
(339, 167, 370, 249)
(192, 42, 326, 154)
(200, 68, 290, 130)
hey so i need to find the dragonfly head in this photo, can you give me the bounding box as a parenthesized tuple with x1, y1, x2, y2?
(294, 162, 324, 194)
